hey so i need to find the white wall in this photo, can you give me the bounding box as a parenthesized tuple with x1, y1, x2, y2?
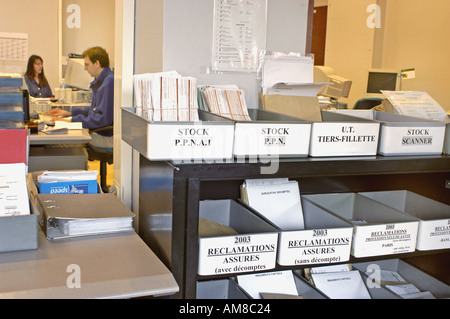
(0, 0, 59, 91)
(134, 0, 311, 109)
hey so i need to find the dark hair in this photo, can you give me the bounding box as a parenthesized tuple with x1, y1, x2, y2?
(82, 46, 110, 68)
(25, 55, 49, 87)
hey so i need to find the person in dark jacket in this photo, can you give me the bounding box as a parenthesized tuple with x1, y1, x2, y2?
(47, 47, 114, 148)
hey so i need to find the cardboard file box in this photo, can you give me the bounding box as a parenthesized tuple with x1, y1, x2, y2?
(276, 197, 354, 266)
(358, 190, 450, 251)
(326, 110, 446, 155)
(303, 193, 420, 258)
(231, 109, 312, 158)
(122, 107, 234, 161)
(353, 259, 450, 299)
(198, 199, 279, 276)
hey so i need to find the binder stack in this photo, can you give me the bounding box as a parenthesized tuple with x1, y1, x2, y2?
(0, 73, 25, 129)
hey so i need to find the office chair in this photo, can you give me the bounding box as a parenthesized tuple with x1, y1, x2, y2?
(353, 97, 383, 109)
(86, 125, 113, 193)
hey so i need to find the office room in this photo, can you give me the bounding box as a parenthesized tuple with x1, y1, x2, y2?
(0, 0, 449, 305)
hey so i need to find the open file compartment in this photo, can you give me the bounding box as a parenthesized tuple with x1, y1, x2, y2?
(325, 110, 446, 155)
(277, 197, 354, 266)
(198, 199, 279, 276)
(0, 173, 40, 253)
(353, 259, 450, 299)
(303, 193, 420, 258)
(310, 110, 380, 157)
(196, 272, 327, 299)
(121, 107, 235, 161)
(358, 190, 450, 251)
(232, 109, 312, 158)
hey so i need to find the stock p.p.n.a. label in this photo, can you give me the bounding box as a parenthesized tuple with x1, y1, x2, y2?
(198, 233, 278, 276)
(147, 123, 234, 160)
(277, 227, 353, 266)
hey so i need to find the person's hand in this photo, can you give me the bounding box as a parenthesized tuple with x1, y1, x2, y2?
(51, 117, 72, 123)
(46, 108, 72, 117)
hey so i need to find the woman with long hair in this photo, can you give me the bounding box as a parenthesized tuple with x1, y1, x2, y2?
(24, 55, 53, 98)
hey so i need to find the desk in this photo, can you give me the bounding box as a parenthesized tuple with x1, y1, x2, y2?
(29, 128, 92, 145)
(28, 129, 92, 171)
(0, 229, 179, 299)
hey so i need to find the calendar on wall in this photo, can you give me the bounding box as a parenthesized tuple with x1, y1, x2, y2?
(0, 32, 28, 61)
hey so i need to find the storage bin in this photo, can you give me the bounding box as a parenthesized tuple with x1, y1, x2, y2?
(277, 197, 354, 266)
(358, 190, 450, 251)
(231, 109, 312, 158)
(198, 199, 279, 276)
(353, 259, 450, 299)
(325, 110, 446, 156)
(303, 193, 420, 258)
(121, 107, 235, 161)
(196, 279, 251, 299)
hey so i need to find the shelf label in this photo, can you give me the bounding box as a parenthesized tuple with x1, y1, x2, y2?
(277, 228, 353, 266)
(309, 122, 380, 157)
(147, 123, 234, 160)
(352, 222, 419, 258)
(198, 233, 278, 276)
(378, 125, 446, 155)
(234, 123, 311, 156)
(416, 219, 450, 251)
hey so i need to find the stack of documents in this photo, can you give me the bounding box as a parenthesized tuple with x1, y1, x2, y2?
(0, 73, 24, 127)
(261, 53, 329, 97)
(382, 91, 448, 122)
(199, 85, 251, 121)
(237, 271, 300, 299)
(0, 163, 30, 216)
(36, 170, 98, 194)
(134, 71, 199, 122)
(364, 267, 436, 299)
(241, 178, 305, 231)
(307, 264, 371, 299)
(37, 193, 135, 239)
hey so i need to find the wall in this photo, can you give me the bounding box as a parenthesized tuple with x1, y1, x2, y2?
(62, 0, 115, 68)
(135, 0, 311, 109)
(325, 0, 450, 111)
(0, 0, 59, 91)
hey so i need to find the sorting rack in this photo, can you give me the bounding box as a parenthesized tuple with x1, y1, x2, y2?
(135, 153, 450, 298)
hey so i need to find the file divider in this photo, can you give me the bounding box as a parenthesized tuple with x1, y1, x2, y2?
(197, 199, 279, 276)
(324, 109, 447, 156)
(276, 197, 354, 266)
(121, 107, 235, 161)
(303, 193, 420, 258)
(358, 190, 450, 251)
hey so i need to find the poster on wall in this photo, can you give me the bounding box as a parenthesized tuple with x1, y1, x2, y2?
(0, 32, 28, 61)
(212, 0, 268, 73)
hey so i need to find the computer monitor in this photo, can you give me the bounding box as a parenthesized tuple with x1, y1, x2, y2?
(64, 58, 94, 90)
(365, 69, 400, 97)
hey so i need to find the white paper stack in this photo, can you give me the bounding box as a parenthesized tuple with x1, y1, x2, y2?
(241, 178, 305, 231)
(309, 264, 371, 299)
(237, 271, 299, 299)
(134, 71, 199, 122)
(0, 163, 29, 216)
(199, 85, 251, 121)
(261, 53, 329, 97)
(37, 170, 98, 184)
